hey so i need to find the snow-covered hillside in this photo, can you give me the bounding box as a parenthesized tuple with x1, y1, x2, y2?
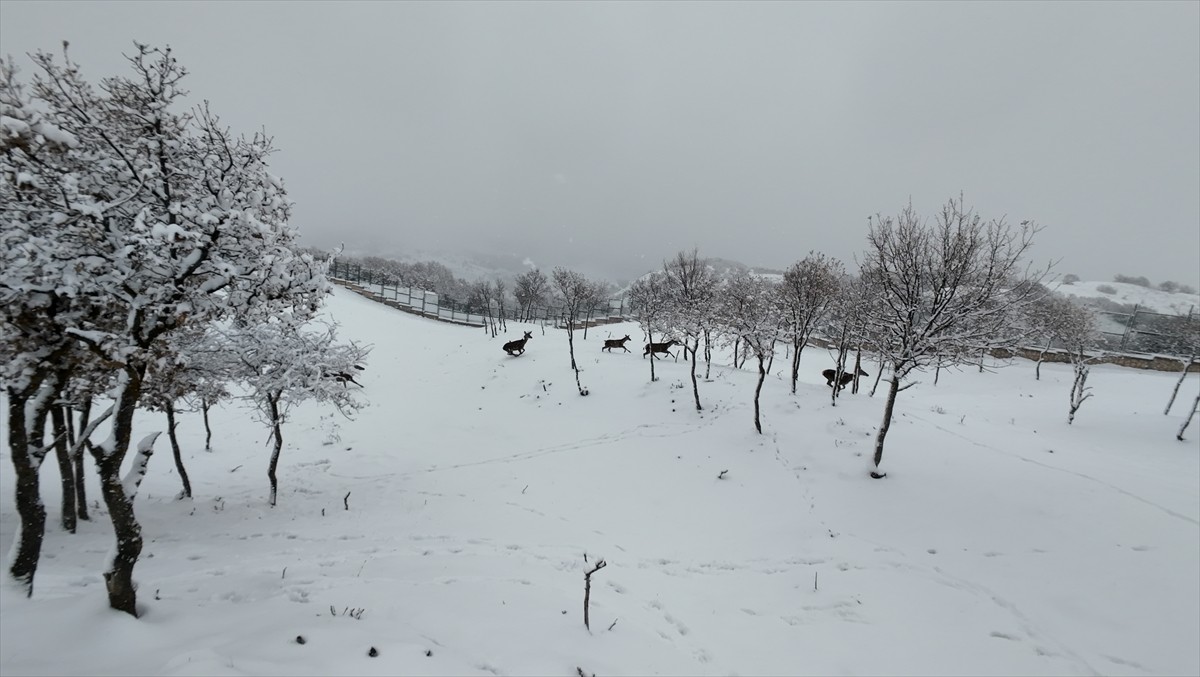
(2, 287, 1198, 676)
(1058, 280, 1198, 316)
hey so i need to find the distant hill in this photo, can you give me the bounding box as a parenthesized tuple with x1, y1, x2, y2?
(1058, 280, 1198, 317)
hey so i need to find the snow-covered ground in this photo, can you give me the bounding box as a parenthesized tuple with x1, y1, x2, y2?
(2, 286, 1198, 677)
(1059, 280, 1199, 317)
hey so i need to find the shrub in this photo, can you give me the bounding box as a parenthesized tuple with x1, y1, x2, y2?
(1062, 273, 1080, 285)
(1097, 284, 1118, 295)
(1113, 274, 1151, 288)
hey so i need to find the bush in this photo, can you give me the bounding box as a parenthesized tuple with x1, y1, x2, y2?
(1097, 284, 1118, 295)
(1159, 281, 1180, 293)
(1181, 285, 1197, 295)
(1113, 274, 1151, 288)
(1062, 273, 1080, 285)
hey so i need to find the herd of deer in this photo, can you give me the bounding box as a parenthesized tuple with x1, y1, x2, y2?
(502, 331, 867, 390)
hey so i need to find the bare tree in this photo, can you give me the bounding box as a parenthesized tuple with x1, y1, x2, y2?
(858, 196, 1050, 478)
(718, 271, 783, 434)
(663, 249, 719, 411)
(1178, 392, 1199, 441)
(1164, 313, 1199, 415)
(779, 253, 843, 395)
(1053, 300, 1102, 425)
(824, 274, 873, 406)
(1020, 284, 1062, 381)
(552, 268, 602, 396)
(514, 269, 550, 322)
(629, 272, 672, 383)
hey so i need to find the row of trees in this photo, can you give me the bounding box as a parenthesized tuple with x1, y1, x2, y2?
(2, 45, 367, 615)
(531, 200, 1194, 473)
(623, 199, 1076, 477)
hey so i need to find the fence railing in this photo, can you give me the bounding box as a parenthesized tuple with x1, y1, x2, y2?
(1092, 305, 1197, 356)
(329, 259, 635, 329)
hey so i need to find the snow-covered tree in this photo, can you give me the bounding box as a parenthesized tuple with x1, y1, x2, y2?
(778, 253, 843, 395)
(219, 320, 368, 506)
(1054, 299, 1102, 425)
(2, 44, 330, 615)
(858, 197, 1049, 478)
(822, 273, 875, 404)
(628, 271, 672, 383)
(662, 249, 719, 411)
(717, 271, 783, 434)
(1019, 284, 1064, 381)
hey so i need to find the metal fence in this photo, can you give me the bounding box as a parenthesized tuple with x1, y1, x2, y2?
(1092, 305, 1197, 357)
(328, 259, 634, 329)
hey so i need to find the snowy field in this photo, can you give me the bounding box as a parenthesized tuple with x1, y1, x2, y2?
(2, 286, 1198, 677)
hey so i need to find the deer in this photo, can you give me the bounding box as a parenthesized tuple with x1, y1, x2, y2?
(602, 335, 632, 352)
(323, 364, 365, 387)
(822, 366, 869, 391)
(503, 331, 533, 356)
(644, 338, 680, 360)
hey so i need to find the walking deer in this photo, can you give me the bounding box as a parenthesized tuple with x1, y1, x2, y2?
(603, 335, 632, 352)
(503, 331, 533, 356)
(822, 366, 869, 391)
(644, 339, 680, 360)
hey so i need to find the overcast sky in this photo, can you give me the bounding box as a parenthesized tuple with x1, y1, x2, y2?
(2, 1, 1197, 285)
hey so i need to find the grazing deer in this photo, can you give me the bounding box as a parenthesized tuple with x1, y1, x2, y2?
(644, 339, 680, 360)
(603, 335, 632, 352)
(822, 366, 869, 391)
(503, 331, 533, 356)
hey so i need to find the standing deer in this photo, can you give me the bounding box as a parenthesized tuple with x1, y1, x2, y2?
(644, 339, 680, 360)
(503, 331, 533, 356)
(822, 366, 869, 391)
(603, 335, 632, 352)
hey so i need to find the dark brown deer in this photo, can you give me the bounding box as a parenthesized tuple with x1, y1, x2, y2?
(822, 366, 869, 391)
(503, 331, 533, 356)
(602, 335, 632, 352)
(644, 339, 680, 360)
(323, 364, 365, 387)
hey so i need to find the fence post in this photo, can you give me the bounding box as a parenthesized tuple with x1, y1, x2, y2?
(1120, 304, 1139, 351)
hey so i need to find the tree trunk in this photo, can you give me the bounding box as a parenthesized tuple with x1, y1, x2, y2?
(703, 330, 712, 380)
(567, 323, 578, 371)
(831, 324, 850, 406)
(1178, 391, 1199, 441)
(51, 405, 77, 533)
(870, 361, 885, 397)
(202, 398, 213, 451)
(871, 372, 902, 478)
(1068, 360, 1091, 425)
(647, 329, 657, 383)
(6, 389, 49, 596)
(753, 355, 767, 434)
(1036, 337, 1052, 381)
(1164, 352, 1195, 415)
(5, 364, 69, 595)
(74, 398, 91, 520)
(790, 339, 802, 395)
(852, 349, 863, 394)
(732, 339, 739, 370)
(689, 337, 702, 411)
(90, 366, 152, 616)
(267, 392, 284, 507)
(166, 403, 192, 499)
